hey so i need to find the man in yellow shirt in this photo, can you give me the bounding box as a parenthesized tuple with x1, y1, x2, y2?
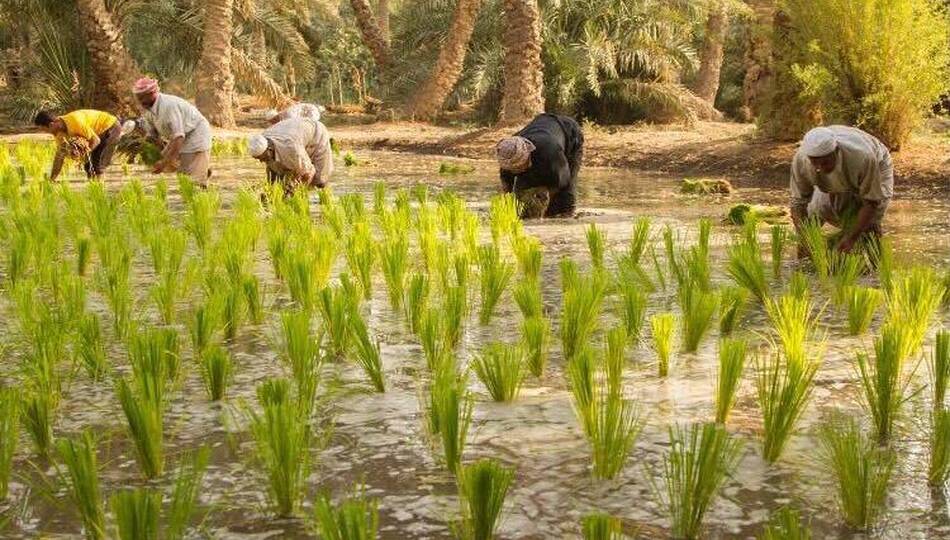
(33, 109, 121, 181)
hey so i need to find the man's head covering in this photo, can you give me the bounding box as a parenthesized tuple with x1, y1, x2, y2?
(120, 119, 138, 137)
(496, 136, 536, 172)
(132, 77, 159, 96)
(801, 127, 838, 157)
(247, 134, 269, 158)
(264, 109, 279, 122)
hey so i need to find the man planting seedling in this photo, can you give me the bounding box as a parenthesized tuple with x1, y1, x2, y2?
(246, 117, 334, 194)
(132, 77, 212, 183)
(496, 113, 584, 218)
(33, 109, 123, 181)
(790, 126, 893, 255)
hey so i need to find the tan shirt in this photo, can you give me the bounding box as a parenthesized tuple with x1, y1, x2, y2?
(143, 93, 212, 153)
(274, 102, 322, 123)
(790, 126, 893, 214)
(263, 118, 331, 179)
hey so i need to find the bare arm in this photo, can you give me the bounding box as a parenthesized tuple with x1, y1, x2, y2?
(49, 147, 66, 181)
(837, 201, 878, 252)
(154, 135, 185, 173)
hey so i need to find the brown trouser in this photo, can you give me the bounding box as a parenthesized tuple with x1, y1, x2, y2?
(178, 151, 211, 186)
(84, 122, 121, 178)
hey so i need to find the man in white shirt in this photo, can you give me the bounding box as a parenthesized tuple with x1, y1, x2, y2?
(132, 77, 212, 183)
(247, 117, 333, 193)
(266, 102, 324, 125)
(790, 125, 894, 253)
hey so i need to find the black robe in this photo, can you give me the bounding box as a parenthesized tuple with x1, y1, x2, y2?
(500, 113, 584, 217)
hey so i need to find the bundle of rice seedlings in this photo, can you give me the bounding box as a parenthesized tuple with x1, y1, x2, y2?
(312, 485, 379, 540)
(76, 235, 91, 277)
(96, 232, 133, 336)
(21, 388, 55, 457)
(345, 222, 375, 301)
(770, 225, 788, 280)
(129, 326, 180, 385)
(581, 513, 623, 540)
(443, 283, 468, 349)
(76, 313, 108, 381)
(116, 376, 165, 479)
(932, 330, 950, 408)
(755, 352, 819, 463)
(587, 224, 607, 270)
(765, 294, 820, 368)
(111, 488, 160, 540)
(679, 288, 719, 353)
(929, 409, 950, 488)
(726, 235, 768, 302)
(760, 507, 811, 540)
(432, 368, 473, 474)
(588, 386, 642, 480)
(379, 236, 409, 312)
(856, 325, 919, 443)
(829, 252, 865, 306)
(456, 459, 514, 540)
(472, 343, 525, 402)
(787, 270, 809, 300)
(718, 286, 749, 335)
(513, 279, 543, 319)
(797, 220, 831, 280)
(521, 316, 550, 378)
(477, 244, 515, 325)
(57, 431, 105, 540)
(866, 237, 894, 291)
(511, 235, 543, 281)
(651, 313, 676, 377)
(662, 225, 684, 288)
(817, 416, 894, 530)
(715, 338, 747, 424)
(317, 284, 353, 359)
(616, 280, 647, 344)
(419, 310, 448, 371)
(560, 263, 607, 362)
(659, 423, 743, 539)
(165, 447, 209, 540)
(183, 188, 220, 253)
(372, 182, 386, 215)
(277, 310, 322, 394)
(885, 267, 945, 360)
(626, 217, 652, 266)
(347, 306, 386, 393)
(250, 378, 312, 517)
(188, 300, 222, 357)
(568, 347, 598, 435)
(0, 388, 18, 500)
(148, 228, 186, 324)
(488, 194, 523, 246)
(604, 326, 627, 396)
(199, 345, 232, 402)
(846, 287, 883, 336)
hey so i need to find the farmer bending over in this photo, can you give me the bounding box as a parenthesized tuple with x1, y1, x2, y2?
(496, 113, 584, 218)
(790, 125, 893, 254)
(34, 109, 121, 181)
(247, 117, 333, 193)
(265, 102, 324, 125)
(132, 78, 212, 183)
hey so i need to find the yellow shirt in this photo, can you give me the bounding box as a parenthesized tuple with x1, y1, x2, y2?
(56, 110, 117, 144)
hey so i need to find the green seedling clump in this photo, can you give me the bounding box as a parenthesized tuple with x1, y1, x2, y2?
(755, 352, 819, 463)
(312, 485, 379, 540)
(521, 316, 550, 378)
(715, 338, 747, 424)
(57, 431, 105, 540)
(439, 162, 476, 175)
(472, 342, 525, 402)
(681, 177, 733, 195)
(760, 507, 811, 540)
(651, 313, 676, 377)
(718, 286, 749, 335)
(0, 388, 18, 500)
(456, 459, 515, 540)
(166, 447, 209, 540)
(200, 345, 233, 402)
(856, 324, 919, 443)
(111, 488, 160, 540)
(581, 513, 624, 540)
(477, 244, 515, 325)
(846, 286, 883, 336)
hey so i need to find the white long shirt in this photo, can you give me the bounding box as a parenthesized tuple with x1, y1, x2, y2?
(274, 103, 323, 123)
(143, 93, 212, 154)
(263, 118, 331, 179)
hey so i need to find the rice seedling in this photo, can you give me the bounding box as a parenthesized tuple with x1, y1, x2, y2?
(372, 182, 386, 214)
(277, 310, 322, 395)
(57, 430, 105, 540)
(488, 193, 523, 246)
(604, 326, 627, 396)
(846, 286, 883, 336)
(0, 388, 18, 500)
(513, 279, 543, 319)
(662, 225, 684, 287)
(76, 313, 108, 380)
(626, 217, 652, 266)
(512, 235, 543, 281)
(404, 273, 430, 335)
(755, 352, 820, 463)
(658, 422, 743, 540)
(188, 298, 223, 356)
(318, 284, 353, 359)
(726, 234, 768, 302)
(568, 347, 598, 434)
(581, 513, 623, 540)
(183, 188, 220, 253)
(312, 485, 379, 540)
(379, 236, 409, 311)
(929, 409, 950, 487)
(442, 283, 468, 349)
(718, 286, 748, 335)
(797, 219, 831, 280)
(96, 232, 133, 336)
(616, 280, 647, 344)
(472, 342, 525, 402)
(130, 325, 181, 385)
(560, 262, 607, 362)
(521, 316, 550, 378)
(817, 416, 894, 531)
(765, 294, 821, 368)
(759, 507, 811, 540)
(932, 330, 950, 408)
(340, 193, 367, 225)
(588, 387, 643, 480)
(419, 309, 449, 371)
(76, 235, 91, 276)
(679, 288, 719, 353)
(770, 225, 788, 280)
(111, 488, 160, 540)
(885, 267, 945, 360)
(714, 338, 747, 424)
(477, 244, 515, 325)
(856, 325, 920, 443)
(22, 389, 54, 457)
(250, 378, 312, 517)
(651, 313, 676, 377)
(116, 377, 164, 479)
(456, 459, 515, 540)
(432, 369, 473, 474)
(866, 236, 895, 291)
(199, 345, 232, 402)
(828, 252, 865, 307)
(347, 306, 386, 392)
(166, 446, 209, 540)
(586, 223, 607, 270)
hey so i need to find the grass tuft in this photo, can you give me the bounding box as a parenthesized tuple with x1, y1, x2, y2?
(846, 286, 883, 336)
(472, 343, 525, 402)
(456, 459, 515, 540)
(521, 316, 550, 378)
(57, 430, 105, 540)
(715, 338, 747, 424)
(651, 313, 676, 377)
(111, 488, 160, 540)
(755, 352, 819, 463)
(312, 485, 379, 540)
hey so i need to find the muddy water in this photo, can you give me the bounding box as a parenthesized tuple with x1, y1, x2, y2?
(6, 150, 950, 539)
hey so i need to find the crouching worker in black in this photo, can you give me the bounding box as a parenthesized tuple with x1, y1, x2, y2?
(496, 113, 584, 218)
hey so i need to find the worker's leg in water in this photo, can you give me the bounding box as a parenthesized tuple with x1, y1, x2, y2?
(545, 187, 576, 217)
(93, 124, 121, 177)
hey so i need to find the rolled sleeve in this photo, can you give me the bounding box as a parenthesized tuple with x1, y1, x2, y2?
(790, 156, 814, 214)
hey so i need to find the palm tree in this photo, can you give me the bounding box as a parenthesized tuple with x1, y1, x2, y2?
(75, 0, 141, 115)
(498, 0, 544, 126)
(195, 0, 235, 127)
(740, 0, 776, 120)
(693, 0, 727, 104)
(349, 0, 390, 69)
(377, 0, 390, 43)
(409, 0, 484, 119)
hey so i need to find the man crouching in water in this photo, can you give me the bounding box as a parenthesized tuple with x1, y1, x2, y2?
(496, 113, 584, 218)
(247, 117, 333, 195)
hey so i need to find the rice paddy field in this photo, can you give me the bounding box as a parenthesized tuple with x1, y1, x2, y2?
(1, 140, 949, 539)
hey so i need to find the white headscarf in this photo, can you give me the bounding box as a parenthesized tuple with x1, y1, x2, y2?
(247, 134, 269, 158)
(496, 136, 536, 172)
(801, 127, 838, 157)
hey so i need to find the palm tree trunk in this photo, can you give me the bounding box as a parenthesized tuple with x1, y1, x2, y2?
(693, 2, 728, 104)
(409, 0, 484, 120)
(498, 0, 545, 126)
(195, 0, 235, 127)
(75, 0, 141, 116)
(376, 0, 390, 44)
(349, 0, 390, 69)
(741, 0, 776, 121)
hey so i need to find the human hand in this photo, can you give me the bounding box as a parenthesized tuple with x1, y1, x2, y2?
(152, 160, 166, 174)
(836, 236, 856, 254)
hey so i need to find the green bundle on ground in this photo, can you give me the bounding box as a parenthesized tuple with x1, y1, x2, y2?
(455, 459, 515, 540)
(472, 343, 525, 402)
(651, 313, 676, 377)
(521, 316, 550, 378)
(312, 485, 379, 540)
(855, 324, 919, 443)
(477, 244, 515, 325)
(755, 352, 819, 463)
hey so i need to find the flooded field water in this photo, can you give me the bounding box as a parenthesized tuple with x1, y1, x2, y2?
(3, 149, 950, 539)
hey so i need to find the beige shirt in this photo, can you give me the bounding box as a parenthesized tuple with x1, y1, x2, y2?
(275, 103, 322, 123)
(263, 117, 332, 179)
(790, 125, 893, 214)
(143, 93, 212, 153)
